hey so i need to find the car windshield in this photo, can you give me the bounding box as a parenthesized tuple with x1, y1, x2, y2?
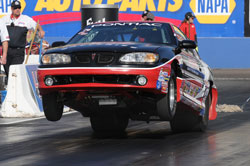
(68, 22, 175, 45)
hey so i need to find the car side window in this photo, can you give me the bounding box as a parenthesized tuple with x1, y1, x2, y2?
(162, 24, 176, 44)
(172, 25, 187, 41)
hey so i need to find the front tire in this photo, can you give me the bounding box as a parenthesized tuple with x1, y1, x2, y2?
(157, 70, 177, 121)
(42, 92, 64, 121)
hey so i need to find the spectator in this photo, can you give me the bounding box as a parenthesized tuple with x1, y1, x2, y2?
(179, 12, 197, 43)
(0, 22, 9, 65)
(1, 0, 45, 77)
(141, 10, 155, 21)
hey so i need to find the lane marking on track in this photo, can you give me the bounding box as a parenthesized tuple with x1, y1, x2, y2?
(215, 78, 250, 81)
(241, 97, 250, 111)
(0, 111, 77, 125)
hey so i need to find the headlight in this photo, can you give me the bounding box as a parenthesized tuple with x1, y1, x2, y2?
(119, 52, 159, 64)
(41, 53, 71, 65)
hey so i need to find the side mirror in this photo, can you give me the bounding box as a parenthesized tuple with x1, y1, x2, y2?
(51, 41, 66, 47)
(179, 40, 197, 49)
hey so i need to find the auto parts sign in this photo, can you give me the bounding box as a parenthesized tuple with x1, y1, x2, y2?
(190, 0, 236, 24)
(0, 0, 244, 37)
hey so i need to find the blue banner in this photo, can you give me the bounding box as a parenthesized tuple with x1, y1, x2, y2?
(0, 0, 244, 38)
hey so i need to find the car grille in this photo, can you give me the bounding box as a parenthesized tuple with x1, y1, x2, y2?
(74, 52, 116, 64)
(48, 75, 138, 85)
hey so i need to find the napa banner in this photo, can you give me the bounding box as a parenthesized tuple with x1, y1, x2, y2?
(0, 0, 244, 38)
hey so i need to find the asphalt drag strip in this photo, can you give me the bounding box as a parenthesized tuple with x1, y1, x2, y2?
(0, 69, 249, 165)
(0, 111, 76, 125)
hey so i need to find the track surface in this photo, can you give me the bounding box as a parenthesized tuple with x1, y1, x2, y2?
(0, 69, 250, 166)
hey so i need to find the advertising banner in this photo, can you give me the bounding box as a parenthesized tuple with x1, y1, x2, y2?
(81, 4, 118, 28)
(0, 0, 245, 38)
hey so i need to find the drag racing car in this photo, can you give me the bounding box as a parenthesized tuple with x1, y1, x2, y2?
(37, 21, 218, 134)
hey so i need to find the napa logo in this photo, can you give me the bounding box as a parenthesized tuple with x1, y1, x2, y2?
(0, 0, 26, 18)
(190, 0, 236, 24)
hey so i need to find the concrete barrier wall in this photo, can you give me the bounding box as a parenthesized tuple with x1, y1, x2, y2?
(198, 37, 250, 69)
(45, 37, 250, 69)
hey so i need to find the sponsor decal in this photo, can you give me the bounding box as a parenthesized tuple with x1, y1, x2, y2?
(164, 77, 170, 82)
(180, 94, 205, 112)
(157, 68, 170, 93)
(159, 68, 169, 76)
(194, 87, 201, 96)
(190, 0, 236, 24)
(91, 22, 162, 27)
(158, 75, 165, 82)
(87, 17, 106, 26)
(199, 108, 205, 116)
(161, 81, 168, 93)
(161, 71, 168, 76)
(186, 66, 205, 79)
(181, 80, 202, 99)
(156, 80, 162, 90)
(18, 21, 25, 25)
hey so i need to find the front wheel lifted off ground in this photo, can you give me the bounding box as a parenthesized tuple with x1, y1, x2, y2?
(42, 92, 64, 121)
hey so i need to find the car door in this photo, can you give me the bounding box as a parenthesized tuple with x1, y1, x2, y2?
(172, 25, 206, 108)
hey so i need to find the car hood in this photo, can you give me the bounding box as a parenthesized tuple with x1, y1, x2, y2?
(45, 42, 168, 54)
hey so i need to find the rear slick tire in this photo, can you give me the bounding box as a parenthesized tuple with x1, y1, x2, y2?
(90, 109, 129, 135)
(170, 92, 211, 132)
(196, 92, 211, 131)
(42, 92, 64, 121)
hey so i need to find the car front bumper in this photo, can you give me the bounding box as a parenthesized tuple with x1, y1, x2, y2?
(38, 65, 172, 95)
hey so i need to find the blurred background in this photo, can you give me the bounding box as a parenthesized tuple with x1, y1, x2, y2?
(0, 0, 249, 68)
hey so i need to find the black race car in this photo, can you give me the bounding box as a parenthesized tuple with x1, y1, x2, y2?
(38, 21, 218, 134)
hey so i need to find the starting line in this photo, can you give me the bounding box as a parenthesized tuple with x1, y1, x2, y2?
(0, 111, 76, 125)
